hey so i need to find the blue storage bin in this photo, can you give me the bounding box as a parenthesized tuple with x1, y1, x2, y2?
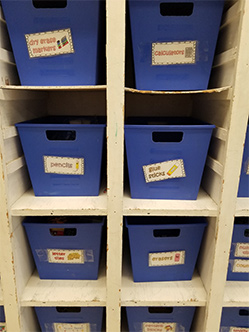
(220, 307, 249, 332)
(0, 306, 5, 323)
(128, 0, 224, 91)
(16, 116, 105, 196)
(35, 306, 103, 332)
(1, 0, 104, 86)
(0, 306, 6, 332)
(126, 306, 196, 332)
(23, 216, 104, 280)
(238, 126, 249, 197)
(125, 117, 214, 200)
(126, 217, 207, 282)
(227, 218, 249, 281)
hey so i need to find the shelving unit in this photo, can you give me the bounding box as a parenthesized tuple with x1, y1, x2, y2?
(0, 0, 248, 331)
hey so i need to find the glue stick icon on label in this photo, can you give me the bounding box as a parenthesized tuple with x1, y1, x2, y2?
(167, 164, 178, 176)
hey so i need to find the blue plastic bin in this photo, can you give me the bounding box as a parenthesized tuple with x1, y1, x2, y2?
(35, 306, 103, 332)
(220, 307, 249, 332)
(126, 306, 196, 332)
(227, 218, 249, 281)
(23, 216, 104, 280)
(0, 307, 5, 329)
(126, 217, 207, 282)
(0, 306, 6, 331)
(0, 307, 5, 322)
(125, 117, 214, 200)
(1, 0, 104, 86)
(16, 116, 105, 196)
(128, 0, 224, 91)
(238, 126, 249, 197)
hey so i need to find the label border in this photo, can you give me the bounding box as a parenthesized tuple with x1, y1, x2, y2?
(25, 28, 74, 58)
(43, 155, 84, 175)
(143, 159, 186, 183)
(152, 40, 196, 66)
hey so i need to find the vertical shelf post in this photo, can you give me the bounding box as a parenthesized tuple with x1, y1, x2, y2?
(203, 1, 249, 331)
(106, 0, 126, 330)
(0, 98, 21, 332)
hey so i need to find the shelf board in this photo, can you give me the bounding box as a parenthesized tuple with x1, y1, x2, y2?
(223, 281, 249, 307)
(235, 198, 249, 216)
(123, 188, 218, 216)
(125, 86, 231, 95)
(21, 267, 106, 307)
(121, 256, 206, 307)
(11, 187, 107, 216)
(0, 85, 107, 91)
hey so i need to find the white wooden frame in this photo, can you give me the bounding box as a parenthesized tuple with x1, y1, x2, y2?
(0, 0, 248, 331)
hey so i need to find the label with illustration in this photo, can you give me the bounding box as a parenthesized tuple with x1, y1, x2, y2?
(152, 41, 196, 65)
(149, 251, 185, 267)
(232, 259, 249, 273)
(44, 156, 84, 175)
(54, 323, 90, 332)
(143, 159, 185, 183)
(47, 249, 84, 264)
(0, 323, 6, 332)
(235, 243, 249, 258)
(143, 322, 176, 332)
(25, 28, 74, 58)
(229, 328, 249, 332)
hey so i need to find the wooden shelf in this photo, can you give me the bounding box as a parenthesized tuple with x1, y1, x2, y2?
(123, 188, 218, 217)
(235, 198, 249, 216)
(11, 187, 108, 216)
(21, 266, 106, 307)
(0, 85, 107, 91)
(121, 255, 206, 307)
(223, 281, 249, 307)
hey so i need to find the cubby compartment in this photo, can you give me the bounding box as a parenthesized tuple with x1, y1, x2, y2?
(126, 306, 196, 332)
(127, 0, 224, 91)
(125, 216, 207, 282)
(0, 0, 249, 331)
(35, 306, 104, 332)
(220, 307, 249, 331)
(1, 0, 106, 86)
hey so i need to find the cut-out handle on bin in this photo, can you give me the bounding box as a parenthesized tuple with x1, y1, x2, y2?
(153, 229, 180, 238)
(148, 307, 173, 314)
(49, 228, 77, 236)
(244, 229, 249, 237)
(239, 309, 249, 316)
(33, 0, 67, 8)
(160, 2, 194, 16)
(152, 132, 183, 143)
(46, 130, 76, 141)
(56, 307, 81, 313)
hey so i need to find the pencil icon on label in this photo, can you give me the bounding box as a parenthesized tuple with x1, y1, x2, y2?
(167, 164, 178, 176)
(76, 162, 79, 170)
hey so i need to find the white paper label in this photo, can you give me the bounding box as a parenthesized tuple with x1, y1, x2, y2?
(235, 243, 249, 258)
(54, 323, 90, 332)
(25, 28, 74, 58)
(229, 327, 249, 332)
(47, 249, 84, 264)
(152, 41, 196, 65)
(149, 251, 185, 267)
(246, 160, 249, 175)
(143, 159, 186, 183)
(0, 323, 6, 332)
(232, 259, 249, 273)
(143, 322, 176, 332)
(44, 156, 84, 175)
